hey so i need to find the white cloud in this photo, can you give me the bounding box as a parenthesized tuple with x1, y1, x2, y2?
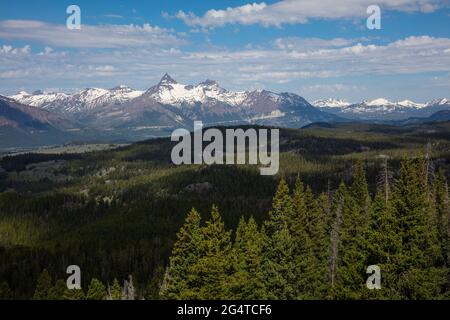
(177, 0, 445, 27)
(300, 84, 362, 93)
(0, 20, 184, 48)
(273, 37, 359, 51)
(1, 35, 450, 98)
(0, 44, 31, 55)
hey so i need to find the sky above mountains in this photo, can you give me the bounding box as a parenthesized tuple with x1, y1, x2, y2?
(0, 0, 450, 102)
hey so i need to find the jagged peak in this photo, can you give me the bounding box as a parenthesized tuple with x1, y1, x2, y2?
(159, 73, 177, 85)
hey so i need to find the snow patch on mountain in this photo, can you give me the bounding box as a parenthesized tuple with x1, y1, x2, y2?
(9, 86, 144, 114)
(426, 98, 449, 106)
(9, 91, 70, 108)
(146, 73, 248, 107)
(397, 100, 426, 108)
(313, 98, 351, 108)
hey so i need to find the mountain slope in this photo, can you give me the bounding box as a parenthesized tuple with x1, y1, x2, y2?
(0, 95, 79, 149)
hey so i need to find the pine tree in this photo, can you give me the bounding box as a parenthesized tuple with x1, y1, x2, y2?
(262, 179, 297, 299)
(390, 157, 445, 299)
(86, 278, 106, 300)
(160, 208, 203, 299)
(188, 205, 232, 299)
(304, 186, 330, 298)
(262, 222, 296, 299)
(434, 169, 450, 291)
(62, 288, 85, 300)
(109, 278, 122, 300)
(366, 179, 402, 299)
(145, 266, 165, 300)
(33, 269, 52, 300)
(48, 279, 67, 300)
(290, 178, 328, 299)
(0, 281, 12, 300)
(227, 217, 266, 299)
(333, 171, 369, 299)
(265, 179, 293, 236)
(328, 182, 345, 298)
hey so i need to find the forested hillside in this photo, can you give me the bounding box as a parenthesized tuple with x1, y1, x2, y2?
(162, 159, 449, 300)
(0, 123, 449, 299)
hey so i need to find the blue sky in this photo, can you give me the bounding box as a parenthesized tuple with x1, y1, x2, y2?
(0, 0, 450, 102)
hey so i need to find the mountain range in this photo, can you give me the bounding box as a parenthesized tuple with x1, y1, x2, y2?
(313, 98, 450, 121)
(1, 73, 450, 149)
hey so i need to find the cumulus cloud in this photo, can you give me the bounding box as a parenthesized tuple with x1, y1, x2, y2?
(0, 44, 31, 55)
(0, 20, 184, 48)
(1, 35, 450, 98)
(273, 37, 361, 51)
(177, 0, 445, 27)
(300, 84, 363, 93)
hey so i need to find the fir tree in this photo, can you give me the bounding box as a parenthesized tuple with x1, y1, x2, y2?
(290, 178, 328, 299)
(390, 157, 445, 299)
(304, 186, 330, 298)
(188, 206, 232, 299)
(159, 208, 203, 299)
(62, 288, 85, 300)
(86, 278, 106, 300)
(433, 169, 450, 291)
(328, 182, 347, 297)
(366, 178, 402, 299)
(262, 222, 296, 299)
(262, 179, 297, 299)
(333, 172, 369, 300)
(48, 279, 67, 300)
(227, 217, 266, 299)
(265, 179, 293, 236)
(0, 281, 12, 300)
(33, 269, 52, 300)
(109, 278, 122, 300)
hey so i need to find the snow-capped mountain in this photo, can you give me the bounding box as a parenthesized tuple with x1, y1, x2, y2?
(9, 86, 144, 115)
(314, 97, 446, 121)
(105, 74, 337, 129)
(145, 74, 248, 107)
(313, 99, 351, 108)
(5, 74, 450, 144)
(426, 98, 449, 107)
(397, 100, 426, 108)
(9, 91, 70, 108)
(5, 74, 340, 137)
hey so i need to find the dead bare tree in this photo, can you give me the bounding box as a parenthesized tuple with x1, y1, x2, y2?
(122, 275, 136, 300)
(377, 156, 393, 206)
(329, 202, 343, 288)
